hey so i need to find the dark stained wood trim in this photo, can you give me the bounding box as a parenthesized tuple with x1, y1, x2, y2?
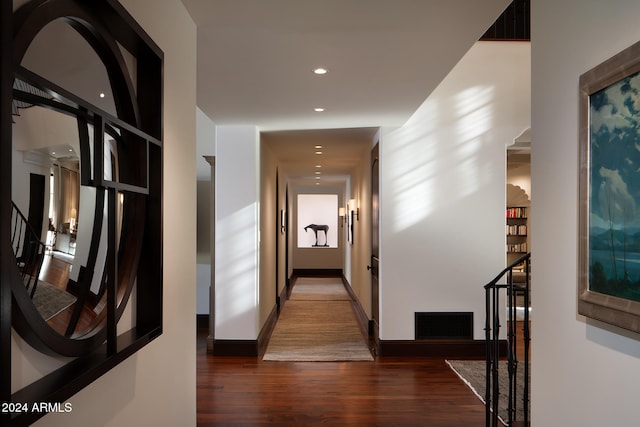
(257, 304, 278, 356)
(276, 282, 289, 313)
(341, 275, 371, 341)
(212, 340, 258, 357)
(210, 282, 288, 357)
(292, 268, 342, 278)
(1, 0, 13, 421)
(378, 339, 507, 358)
(197, 314, 209, 330)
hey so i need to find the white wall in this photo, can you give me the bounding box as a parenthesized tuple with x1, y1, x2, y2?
(215, 125, 260, 340)
(31, 0, 198, 425)
(531, 2, 640, 425)
(380, 41, 530, 340)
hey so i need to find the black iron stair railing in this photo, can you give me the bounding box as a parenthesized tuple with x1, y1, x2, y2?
(484, 252, 531, 427)
(11, 202, 46, 298)
(12, 76, 52, 120)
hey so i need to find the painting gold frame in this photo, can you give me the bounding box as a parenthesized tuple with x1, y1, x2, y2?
(579, 40, 640, 333)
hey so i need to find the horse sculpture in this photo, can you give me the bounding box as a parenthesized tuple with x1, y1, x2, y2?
(304, 224, 329, 247)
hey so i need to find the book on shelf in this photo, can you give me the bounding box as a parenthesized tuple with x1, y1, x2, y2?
(506, 224, 527, 236)
(506, 242, 528, 253)
(506, 207, 527, 219)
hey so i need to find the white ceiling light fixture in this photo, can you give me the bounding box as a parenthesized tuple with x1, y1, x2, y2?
(313, 67, 328, 75)
(314, 107, 325, 112)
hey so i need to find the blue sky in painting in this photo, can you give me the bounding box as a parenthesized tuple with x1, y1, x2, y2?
(590, 70, 640, 232)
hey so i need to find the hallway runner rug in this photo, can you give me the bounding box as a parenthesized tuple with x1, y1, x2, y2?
(289, 276, 352, 301)
(263, 278, 373, 361)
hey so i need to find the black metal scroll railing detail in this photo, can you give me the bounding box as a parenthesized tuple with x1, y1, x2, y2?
(484, 252, 531, 427)
(11, 202, 46, 298)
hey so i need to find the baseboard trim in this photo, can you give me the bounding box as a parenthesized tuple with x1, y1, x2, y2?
(199, 279, 505, 359)
(208, 285, 286, 357)
(196, 314, 209, 330)
(211, 339, 259, 357)
(292, 268, 343, 278)
(257, 302, 279, 356)
(378, 339, 506, 358)
(341, 275, 371, 340)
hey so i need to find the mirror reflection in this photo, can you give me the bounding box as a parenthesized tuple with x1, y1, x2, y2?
(11, 17, 132, 339)
(11, 95, 123, 337)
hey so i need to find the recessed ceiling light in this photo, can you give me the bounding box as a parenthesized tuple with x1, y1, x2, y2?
(315, 145, 322, 149)
(315, 165, 322, 168)
(315, 151, 323, 155)
(313, 68, 328, 75)
(51, 151, 56, 155)
(315, 177, 321, 180)
(99, 92, 105, 98)
(314, 108, 325, 112)
(315, 171, 321, 175)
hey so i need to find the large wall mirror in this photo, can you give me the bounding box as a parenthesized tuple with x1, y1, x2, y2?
(2, 1, 163, 425)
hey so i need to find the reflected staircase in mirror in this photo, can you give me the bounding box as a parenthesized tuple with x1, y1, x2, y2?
(11, 201, 46, 299)
(11, 77, 52, 121)
(484, 252, 531, 427)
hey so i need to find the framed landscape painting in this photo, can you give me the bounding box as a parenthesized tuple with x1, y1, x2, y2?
(579, 40, 640, 333)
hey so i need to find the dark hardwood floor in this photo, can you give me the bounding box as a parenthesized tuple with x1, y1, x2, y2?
(37, 252, 98, 335)
(196, 328, 487, 426)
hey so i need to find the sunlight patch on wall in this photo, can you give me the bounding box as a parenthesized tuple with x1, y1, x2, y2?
(454, 85, 495, 199)
(216, 202, 259, 339)
(386, 111, 439, 233)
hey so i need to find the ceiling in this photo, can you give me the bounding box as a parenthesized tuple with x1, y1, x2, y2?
(181, 0, 512, 183)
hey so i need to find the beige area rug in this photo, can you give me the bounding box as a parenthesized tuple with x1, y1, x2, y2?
(446, 359, 530, 425)
(263, 278, 373, 361)
(289, 277, 352, 301)
(32, 280, 76, 320)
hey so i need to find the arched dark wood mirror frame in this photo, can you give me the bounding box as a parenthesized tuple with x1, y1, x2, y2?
(1, 1, 163, 425)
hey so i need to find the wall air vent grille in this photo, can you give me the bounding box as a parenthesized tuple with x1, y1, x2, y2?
(415, 312, 473, 340)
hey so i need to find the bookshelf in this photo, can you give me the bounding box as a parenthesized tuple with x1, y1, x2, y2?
(506, 206, 528, 263)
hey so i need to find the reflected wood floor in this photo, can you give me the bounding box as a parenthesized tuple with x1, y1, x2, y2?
(38, 253, 97, 334)
(196, 328, 486, 426)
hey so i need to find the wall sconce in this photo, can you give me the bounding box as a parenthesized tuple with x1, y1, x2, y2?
(338, 207, 346, 227)
(349, 198, 359, 221)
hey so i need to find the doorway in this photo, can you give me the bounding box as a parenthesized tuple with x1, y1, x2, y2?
(370, 142, 380, 344)
(506, 129, 531, 363)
